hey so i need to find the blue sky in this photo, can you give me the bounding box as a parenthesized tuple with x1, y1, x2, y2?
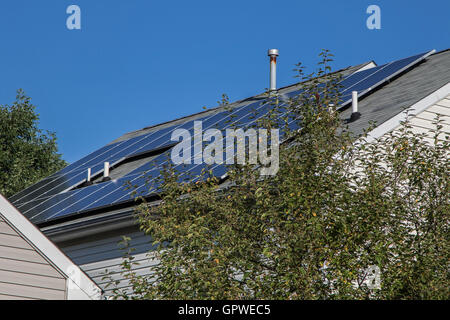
(0, 0, 449, 163)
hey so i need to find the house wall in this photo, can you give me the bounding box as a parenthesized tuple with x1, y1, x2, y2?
(0, 214, 67, 300)
(397, 94, 450, 143)
(57, 226, 157, 297)
(57, 95, 450, 299)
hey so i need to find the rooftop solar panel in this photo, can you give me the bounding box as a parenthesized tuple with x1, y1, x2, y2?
(339, 51, 434, 107)
(23, 101, 273, 223)
(12, 50, 435, 225)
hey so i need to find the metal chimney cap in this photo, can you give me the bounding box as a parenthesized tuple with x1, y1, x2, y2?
(268, 49, 279, 56)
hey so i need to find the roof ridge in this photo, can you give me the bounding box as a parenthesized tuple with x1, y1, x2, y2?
(111, 61, 372, 143)
(110, 49, 449, 143)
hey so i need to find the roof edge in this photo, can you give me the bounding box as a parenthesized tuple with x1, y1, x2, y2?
(362, 81, 450, 143)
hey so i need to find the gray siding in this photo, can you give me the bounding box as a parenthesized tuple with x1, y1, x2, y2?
(58, 227, 157, 297)
(0, 214, 67, 300)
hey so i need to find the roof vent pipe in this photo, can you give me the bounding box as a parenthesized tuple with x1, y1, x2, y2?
(328, 103, 335, 113)
(85, 168, 93, 186)
(349, 91, 361, 122)
(102, 162, 111, 181)
(268, 49, 279, 92)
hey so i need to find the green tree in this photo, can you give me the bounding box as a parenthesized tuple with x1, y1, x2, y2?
(0, 89, 66, 197)
(107, 51, 449, 300)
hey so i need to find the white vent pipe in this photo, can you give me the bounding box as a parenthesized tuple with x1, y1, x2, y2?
(352, 91, 358, 113)
(103, 162, 110, 178)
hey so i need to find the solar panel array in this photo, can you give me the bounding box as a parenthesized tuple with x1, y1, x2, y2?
(11, 50, 433, 225)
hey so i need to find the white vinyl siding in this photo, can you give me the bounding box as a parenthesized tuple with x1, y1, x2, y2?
(391, 94, 450, 143)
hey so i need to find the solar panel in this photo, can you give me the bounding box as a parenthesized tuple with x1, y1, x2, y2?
(57, 142, 122, 175)
(12, 119, 208, 206)
(37, 97, 301, 222)
(43, 180, 126, 221)
(23, 101, 273, 223)
(339, 51, 434, 107)
(9, 141, 124, 204)
(12, 50, 435, 225)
